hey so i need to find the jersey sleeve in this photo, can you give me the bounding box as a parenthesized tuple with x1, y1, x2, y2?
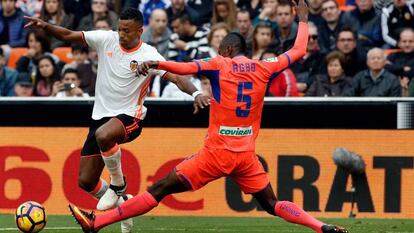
(83, 30, 112, 51)
(262, 22, 309, 75)
(194, 56, 221, 72)
(157, 56, 221, 75)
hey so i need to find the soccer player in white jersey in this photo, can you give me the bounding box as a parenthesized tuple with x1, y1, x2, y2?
(24, 8, 210, 233)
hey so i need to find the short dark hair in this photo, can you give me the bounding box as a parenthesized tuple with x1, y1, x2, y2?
(220, 32, 247, 55)
(259, 48, 278, 60)
(337, 27, 357, 42)
(277, 0, 294, 9)
(0, 47, 3, 57)
(94, 15, 111, 26)
(62, 68, 79, 78)
(170, 13, 194, 25)
(71, 43, 89, 54)
(237, 9, 251, 17)
(120, 8, 144, 26)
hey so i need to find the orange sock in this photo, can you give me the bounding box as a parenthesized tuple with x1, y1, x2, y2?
(275, 201, 324, 233)
(94, 191, 158, 230)
(89, 179, 107, 199)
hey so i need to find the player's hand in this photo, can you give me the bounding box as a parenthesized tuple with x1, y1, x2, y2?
(136, 61, 159, 76)
(24, 16, 47, 29)
(294, 0, 308, 23)
(193, 93, 211, 114)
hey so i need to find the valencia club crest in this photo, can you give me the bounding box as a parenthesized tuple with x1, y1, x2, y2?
(130, 60, 138, 71)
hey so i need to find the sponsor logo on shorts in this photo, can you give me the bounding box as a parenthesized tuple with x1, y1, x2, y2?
(219, 126, 252, 136)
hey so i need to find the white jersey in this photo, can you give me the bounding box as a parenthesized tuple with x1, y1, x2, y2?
(83, 30, 166, 120)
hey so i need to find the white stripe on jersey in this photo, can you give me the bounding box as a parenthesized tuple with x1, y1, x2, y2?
(83, 30, 166, 120)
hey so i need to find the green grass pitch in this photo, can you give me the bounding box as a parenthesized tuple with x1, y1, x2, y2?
(2, 214, 414, 233)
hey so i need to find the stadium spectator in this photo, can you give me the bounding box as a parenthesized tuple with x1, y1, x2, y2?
(0, 0, 28, 57)
(187, 0, 213, 26)
(63, 0, 91, 29)
(290, 22, 326, 93)
(318, 0, 345, 52)
(305, 51, 353, 96)
(52, 68, 89, 97)
(250, 22, 273, 59)
(16, 29, 61, 76)
(211, 0, 237, 30)
(14, 72, 34, 96)
(274, 0, 298, 52)
(374, 0, 393, 11)
(385, 28, 414, 96)
(308, 0, 325, 26)
(204, 22, 231, 58)
(166, 0, 200, 27)
(0, 47, 18, 96)
(40, 0, 75, 50)
(139, 0, 170, 26)
(76, 63, 96, 96)
(109, 0, 139, 15)
(199, 75, 211, 97)
(17, 0, 43, 17)
(335, 28, 367, 77)
(33, 55, 61, 96)
(141, 9, 171, 59)
(62, 43, 90, 72)
(260, 49, 299, 97)
(342, 0, 383, 49)
(234, 9, 254, 44)
(161, 73, 201, 99)
(345, 48, 401, 96)
(381, 0, 414, 47)
(236, 0, 262, 19)
(77, 0, 118, 31)
(168, 13, 210, 61)
(94, 16, 112, 30)
(252, 0, 279, 31)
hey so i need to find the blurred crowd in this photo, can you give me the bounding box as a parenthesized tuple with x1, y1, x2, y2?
(0, 0, 413, 98)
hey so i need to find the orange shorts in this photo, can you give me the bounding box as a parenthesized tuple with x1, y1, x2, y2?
(175, 147, 269, 194)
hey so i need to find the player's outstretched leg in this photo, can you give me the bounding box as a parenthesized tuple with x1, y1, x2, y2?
(70, 170, 189, 232)
(253, 184, 349, 233)
(95, 119, 128, 210)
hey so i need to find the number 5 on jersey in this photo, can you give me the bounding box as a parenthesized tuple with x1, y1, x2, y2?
(236, 82, 253, 117)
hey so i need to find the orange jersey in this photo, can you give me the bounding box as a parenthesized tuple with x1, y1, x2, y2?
(157, 22, 309, 152)
(194, 55, 289, 151)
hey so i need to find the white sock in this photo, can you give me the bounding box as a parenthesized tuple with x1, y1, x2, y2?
(102, 145, 124, 186)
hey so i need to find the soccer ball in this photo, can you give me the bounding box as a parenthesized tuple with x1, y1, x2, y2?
(15, 201, 47, 233)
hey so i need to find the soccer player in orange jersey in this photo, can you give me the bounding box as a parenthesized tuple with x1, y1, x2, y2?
(69, 0, 348, 232)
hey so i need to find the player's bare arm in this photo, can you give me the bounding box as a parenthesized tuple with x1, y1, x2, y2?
(24, 16, 85, 45)
(295, 0, 309, 23)
(164, 73, 211, 114)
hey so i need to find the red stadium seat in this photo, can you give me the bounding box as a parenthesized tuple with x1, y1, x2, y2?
(53, 47, 74, 64)
(7, 47, 28, 69)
